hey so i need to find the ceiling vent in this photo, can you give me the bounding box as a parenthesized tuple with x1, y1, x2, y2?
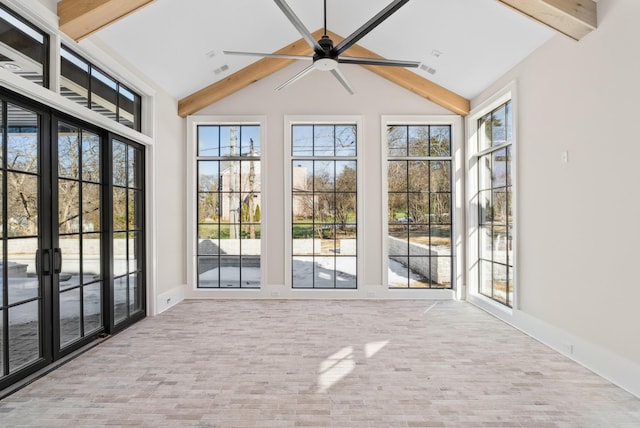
(214, 64, 229, 75)
(420, 64, 436, 75)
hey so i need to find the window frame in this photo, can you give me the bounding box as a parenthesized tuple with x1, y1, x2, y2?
(284, 115, 363, 291)
(466, 82, 518, 312)
(60, 45, 142, 132)
(186, 116, 267, 293)
(384, 123, 454, 290)
(0, 3, 49, 88)
(381, 115, 463, 299)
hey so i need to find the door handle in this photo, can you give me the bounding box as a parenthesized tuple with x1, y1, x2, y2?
(38, 248, 51, 276)
(53, 248, 62, 274)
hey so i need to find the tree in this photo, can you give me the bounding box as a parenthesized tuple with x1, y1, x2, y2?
(335, 165, 356, 231)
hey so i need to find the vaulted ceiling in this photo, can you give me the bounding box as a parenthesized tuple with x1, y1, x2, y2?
(56, 0, 597, 116)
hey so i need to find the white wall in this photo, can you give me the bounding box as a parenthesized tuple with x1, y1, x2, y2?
(470, 0, 640, 396)
(191, 63, 459, 297)
(153, 88, 187, 311)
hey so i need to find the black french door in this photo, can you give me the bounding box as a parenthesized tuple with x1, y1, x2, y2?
(0, 89, 145, 392)
(0, 96, 52, 389)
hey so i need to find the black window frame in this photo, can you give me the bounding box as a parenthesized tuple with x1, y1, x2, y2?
(386, 124, 454, 289)
(290, 123, 358, 290)
(0, 4, 49, 88)
(476, 100, 513, 307)
(60, 45, 142, 132)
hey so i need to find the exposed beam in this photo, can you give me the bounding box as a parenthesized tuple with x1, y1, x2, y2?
(178, 29, 469, 117)
(178, 31, 318, 118)
(497, 0, 597, 41)
(58, 0, 156, 41)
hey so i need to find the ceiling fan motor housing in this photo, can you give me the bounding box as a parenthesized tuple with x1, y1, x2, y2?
(313, 35, 339, 70)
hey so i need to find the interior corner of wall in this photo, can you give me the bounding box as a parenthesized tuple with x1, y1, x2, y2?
(156, 284, 186, 315)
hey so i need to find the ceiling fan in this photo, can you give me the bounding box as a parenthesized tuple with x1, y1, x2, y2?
(223, 0, 420, 94)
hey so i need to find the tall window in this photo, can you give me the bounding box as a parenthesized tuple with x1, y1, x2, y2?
(196, 125, 261, 288)
(476, 100, 513, 306)
(386, 125, 453, 288)
(0, 4, 48, 87)
(60, 46, 142, 131)
(57, 123, 103, 346)
(112, 139, 145, 324)
(290, 123, 357, 289)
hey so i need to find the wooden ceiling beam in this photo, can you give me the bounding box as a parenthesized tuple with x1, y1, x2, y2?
(178, 30, 321, 118)
(496, 0, 597, 41)
(178, 29, 470, 117)
(58, 0, 156, 41)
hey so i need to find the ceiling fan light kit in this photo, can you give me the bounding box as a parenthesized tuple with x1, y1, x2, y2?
(224, 0, 420, 94)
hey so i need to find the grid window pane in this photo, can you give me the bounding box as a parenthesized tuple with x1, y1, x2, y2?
(476, 100, 514, 307)
(335, 125, 356, 156)
(387, 126, 407, 157)
(408, 125, 429, 156)
(0, 6, 47, 87)
(387, 124, 453, 289)
(197, 124, 261, 288)
(430, 126, 451, 156)
(388, 161, 407, 192)
(291, 123, 358, 289)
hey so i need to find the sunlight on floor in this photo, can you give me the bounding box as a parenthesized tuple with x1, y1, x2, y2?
(317, 340, 390, 393)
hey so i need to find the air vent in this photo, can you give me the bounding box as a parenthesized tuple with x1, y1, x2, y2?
(420, 64, 436, 75)
(213, 64, 229, 75)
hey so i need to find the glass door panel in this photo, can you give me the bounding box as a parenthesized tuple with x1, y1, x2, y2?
(1, 102, 44, 382)
(55, 123, 103, 354)
(111, 138, 144, 329)
(0, 91, 146, 392)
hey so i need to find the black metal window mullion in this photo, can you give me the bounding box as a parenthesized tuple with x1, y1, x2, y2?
(197, 124, 261, 288)
(1, 101, 8, 377)
(387, 125, 453, 289)
(291, 124, 357, 289)
(476, 101, 513, 306)
(124, 147, 130, 318)
(115, 84, 121, 126)
(77, 131, 85, 337)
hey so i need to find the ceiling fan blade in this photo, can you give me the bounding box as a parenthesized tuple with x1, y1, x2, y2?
(330, 68, 355, 95)
(338, 56, 420, 68)
(333, 0, 410, 56)
(224, 50, 312, 60)
(273, 0, 323, 53)
(275, 63, 316, 91)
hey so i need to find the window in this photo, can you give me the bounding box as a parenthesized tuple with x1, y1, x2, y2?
(386, 124, 453, 288)
(57, 123, 103, 346)
(0, 89, 148, 392)
(0, 4, 48, 87)
(196, 124, 262, 288)
(290, 122, 358, 289)
(60, 46, 142, 131)
(112, 139, 145, 324)
(474, 99, 514, 306)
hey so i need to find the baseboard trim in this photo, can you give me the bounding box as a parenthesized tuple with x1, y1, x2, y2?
(468, 294, 640, 399)
(156, 285, 186, 314)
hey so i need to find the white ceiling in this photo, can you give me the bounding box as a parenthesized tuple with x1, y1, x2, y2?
(86, 0, 554, 101)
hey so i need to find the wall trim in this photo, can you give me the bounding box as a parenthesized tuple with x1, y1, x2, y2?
(468, 294, 640, 399)
(156, 284, 186, 314)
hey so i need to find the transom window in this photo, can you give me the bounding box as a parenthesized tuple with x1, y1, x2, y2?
(386, 125, 453, 288)
(196, 124, 262, 288)
(476, 100, 513, 306)
(60, 46, 142, 131)
(0, 4, 48, 87)
(290, 123, 358, 289)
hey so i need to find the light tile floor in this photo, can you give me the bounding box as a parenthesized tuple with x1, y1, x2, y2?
(1, 299, 639, 427)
